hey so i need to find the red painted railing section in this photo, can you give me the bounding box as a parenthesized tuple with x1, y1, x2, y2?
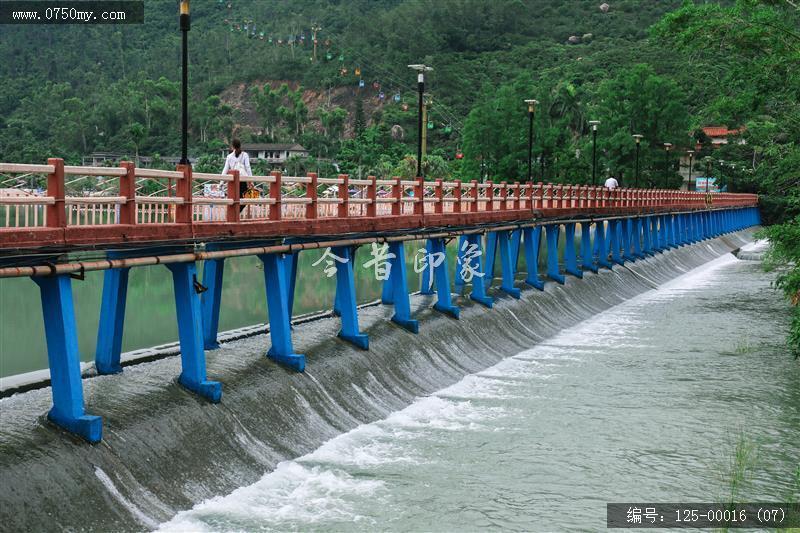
(0, 158, 759, 250)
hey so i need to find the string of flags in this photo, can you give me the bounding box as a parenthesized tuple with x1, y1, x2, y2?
(219, 1, 457, 136)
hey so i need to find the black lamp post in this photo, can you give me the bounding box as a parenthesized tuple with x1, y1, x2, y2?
(589, 120, 600, 185)
(662, 142, 673, 188)
(632, 134, 643, 188)
(686, 150, 694, 191)
(179, 0, 191, 166)
(524, 99, 538, 182)
(408, 64, 433, 178)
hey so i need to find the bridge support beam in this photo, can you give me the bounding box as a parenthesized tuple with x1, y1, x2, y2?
(563, 223, 583, 278)
(332, 246, 369, 349)
(258, 253, 306, 371)
(464, 233, 493, 307)
(455, 235, 468, 294)
(622, 218, 637, 261)
(34, 274, 102, 443)
(200, 258, 224, 350)
(419, 239, 435, 296)
(595, 221, 612, 269)
(641, 217, 653, 256)
(545, 224, 566, 284)
(631, 218, 645, 259)
(385, 241, 419, 333)
(609, 219, 624, 266)
(428, 237, 460, 318)
(497, 230, 521, 298)
(167, 262, 222, 402)
(580, 222, 598, 273)
(523, 226, 545, 289)
(95, 267, 130, 374)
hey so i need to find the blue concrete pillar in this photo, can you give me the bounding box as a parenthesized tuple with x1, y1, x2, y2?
(497, 230, 522, 298)
(609, 219, 624, 266)
(484, 231, 498, 289)
(167, 262, 223, 401)
(563, 223, 583, 278)
(580, 222, 598, 273)
(523, 226, 546, 288)
(385, 241, 419, 333)
(34, 275, 102, 443)
(658, 215, 669, 250)
(650, 216, 662, 252)
(545, 225, 566, 284)
(510, 229, 522, 276)
(631, 218, 644, 259)
(257, 253, 306, 371)
(200, 259, 224, 350)
(454, 235, 468, 294)
(286, 252, 299, 320)
(464, 233, 493, 308)
(419, 239, 435, 296)
(595, 221, 613, 269)
(666, 214, 677, 249)
(622, 218, 636, 262)
(428, 237, 460, 318)
(641, 216, 653, 256)
(95, 267, 130, 374)
(331, 246, 369, 349)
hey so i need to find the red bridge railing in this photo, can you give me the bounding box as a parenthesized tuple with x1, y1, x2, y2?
(0, 158, 759, 250)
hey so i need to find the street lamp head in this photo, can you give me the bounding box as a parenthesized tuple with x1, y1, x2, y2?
(180, 0, 190, 15)
(632, 134, 644, 144)
(589, 120, 600, 131)
(524, 99, 539, 112)
(408, 64, 433, 83)
(663, 142, 673, 151)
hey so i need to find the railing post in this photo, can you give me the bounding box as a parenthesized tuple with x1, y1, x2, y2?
(226, 169, 240, 223)
(499, 181, 508, 211)
(306, 172, 318, 220)
(175, 164, 192, 224)
(392, 177, 402, 216)
(470, 180, 479, 212)
(514, 182, 522, 210)
(119, 161, 136, 225)
(453, 179, 462, 214)
(537, 181, 544, 210)
(414, 177, 424, 215)
(46, 158, 66, 228)
(366, 175, 376, 217)
(485, 181, 494, 211)
(434, 179, 443, 214)
(338, 173, 349, 218)
(270, 170, 282, 221)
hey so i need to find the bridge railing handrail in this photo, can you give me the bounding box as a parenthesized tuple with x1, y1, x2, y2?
(0, 158, 760, 236)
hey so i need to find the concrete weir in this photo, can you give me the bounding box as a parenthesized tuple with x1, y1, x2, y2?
(0, 224, 759, 531)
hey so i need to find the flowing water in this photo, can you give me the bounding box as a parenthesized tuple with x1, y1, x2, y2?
(0, 230, 798, 531)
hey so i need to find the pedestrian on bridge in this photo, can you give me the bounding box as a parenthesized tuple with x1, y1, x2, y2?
(604, 175, 619, 190)
(221, 138, 254, 212)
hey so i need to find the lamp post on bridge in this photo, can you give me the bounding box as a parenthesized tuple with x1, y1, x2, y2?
(408, 64, 433, 178)
(662, 142, 673, 188)
(632, 134, 643, 188)
(524, 99, 539, 182)
(686, 150, 695, 191)
(179, 0, 191, 166)
(589, 120, 600, 186)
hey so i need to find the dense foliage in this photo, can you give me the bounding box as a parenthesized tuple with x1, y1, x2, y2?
(0, 0, 797, 353)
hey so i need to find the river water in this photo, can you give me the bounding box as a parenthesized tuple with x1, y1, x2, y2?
(155, 243, 800, 531)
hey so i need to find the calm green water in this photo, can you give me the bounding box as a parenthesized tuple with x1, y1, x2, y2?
(0, 238, 512, 377)
(158, 250, 800, 532)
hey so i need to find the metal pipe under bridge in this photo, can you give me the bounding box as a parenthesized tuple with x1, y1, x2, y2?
(0, 158, 760, 442)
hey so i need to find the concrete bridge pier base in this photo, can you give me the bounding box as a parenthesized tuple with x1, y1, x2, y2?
(523, 226, 546, 289)
(34, 274, 103, 443)
(95, 267, 130, 374)
(257, 253, 306, 371)
(428, 237, 460, 319)
(580, 222, 599, 273)
(200, 259, 224, 350)
(545, 225, 566, 284)
(497, 230, 522, 298)
(563, 223, 583, 279)
(385, 242, 419, 333)
(332, 246, 369, 350)
(166, 262, 222, 402)
(465, 233, 493, 308)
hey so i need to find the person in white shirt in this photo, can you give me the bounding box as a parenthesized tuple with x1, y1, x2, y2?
(221, 138, 253, 211)
(604, 176, 619, 190)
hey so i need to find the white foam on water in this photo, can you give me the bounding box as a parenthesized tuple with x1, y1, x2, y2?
(158, 246, 744, 532)
(95, 467, 159, 530)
